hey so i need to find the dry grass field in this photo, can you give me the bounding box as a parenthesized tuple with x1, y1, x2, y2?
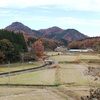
(0, 87, 69, 100)
(51, 55, 77, 62)
(0, 62, 42, 73)
(50, 53, 100, 61)
(0, 69, 56, 85)
(0, 53, 100, 100)
(44, 51, 63, 56)
(1, 63, 99, 86)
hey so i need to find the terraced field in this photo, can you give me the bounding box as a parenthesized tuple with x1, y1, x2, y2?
(0, 87, 69, 100)
(0, 53, 100, 100)
(0, 62, 42, 73)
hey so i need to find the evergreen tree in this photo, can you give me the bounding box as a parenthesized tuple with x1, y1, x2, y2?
(0, 29, 27, 63)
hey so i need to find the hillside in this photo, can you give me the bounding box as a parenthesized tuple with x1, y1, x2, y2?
(38, 27, 88, 41)
(5, 22, 39, 36)
(5, 22, 88, 41)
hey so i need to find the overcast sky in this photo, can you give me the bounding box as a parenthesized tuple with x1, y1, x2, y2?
(0, 0, 100, 37)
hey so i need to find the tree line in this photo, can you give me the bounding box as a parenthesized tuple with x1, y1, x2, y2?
(0, 30, 28, 63)
(0, 30, 61, 64)
(68, 37, 100, 53)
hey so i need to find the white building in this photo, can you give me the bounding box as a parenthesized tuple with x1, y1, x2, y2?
(69, 49, 93, 53)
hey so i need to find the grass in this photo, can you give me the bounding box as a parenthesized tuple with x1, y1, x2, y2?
(79, 54, 100, 59)
(59, 64, 92, 86)
(0, 69, 56, 85)
(50, 54, 100, 64)
(0, 53, 100, 100)
(0, 87, 66, 100)
(0, 62, 42, 73)
(0, 53, 100, 87)
(51, 55, 77, 62)
(44, 51, 63, 56)
(0, 63, 99, 87)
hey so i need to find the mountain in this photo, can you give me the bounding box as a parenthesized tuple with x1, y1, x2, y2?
(5, 22, 39, 36)
(37, 27, 88, 41)
(36, 26, 63, 38)
(60, 29, 88, 41)
(5, 22, 88, 41)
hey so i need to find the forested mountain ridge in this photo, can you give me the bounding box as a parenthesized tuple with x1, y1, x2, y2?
(38, 27, 88, 41)
(5, 22, 88, 41)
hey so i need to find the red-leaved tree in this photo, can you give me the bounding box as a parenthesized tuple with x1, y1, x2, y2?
(32, 41, 44, 57)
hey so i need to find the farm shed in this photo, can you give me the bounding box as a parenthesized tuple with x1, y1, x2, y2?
(69, 49, 93, 53)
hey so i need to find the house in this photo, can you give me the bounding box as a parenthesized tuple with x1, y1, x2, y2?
(55, 46, 68, 52)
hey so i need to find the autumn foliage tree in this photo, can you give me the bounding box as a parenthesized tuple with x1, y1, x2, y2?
(93, 39, 100, 53)
(32, 41, 44, 57)
(68, 37, 100, 53)
(39, 38, 61, 51)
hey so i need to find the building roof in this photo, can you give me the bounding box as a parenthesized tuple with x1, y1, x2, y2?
(69, 49, 93, 52)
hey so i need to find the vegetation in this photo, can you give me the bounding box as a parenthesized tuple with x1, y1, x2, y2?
(0, 62, 41, 72)
(0, 52, 100, 100)
(0, 30, 27, 52)
(32, 40, 44, 57)
(68, 37, 100, 53)
(88, 88, 100, 100)
(0, 30, 27, 63)
(39, 38, 61, 51)
(0, 25, 100, 100)
(0, 39, 16, 62)
(81, 88, 100, 100)
(0, 29, 61, 63)
(93, 39, 100, 53)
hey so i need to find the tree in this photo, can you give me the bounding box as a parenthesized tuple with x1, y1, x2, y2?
(0, 39, 16, 62)
(68, 41, 79, 49)
(93, 39, 100, 53)
(0, 30, 28, 63)
(60, 38, 68, 46)
(0, 30, 27, 52)
(0, 51, 5, 63)
(68, 37, 100, 51)
(32, 41, 44, 57)
(27, 37, 37, 44)
(39, 38, 59, 51)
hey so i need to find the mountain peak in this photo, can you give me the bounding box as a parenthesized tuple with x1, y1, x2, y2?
(48, 26, 63, 30)
(5, 22, 35, 36)
(39, 26, 64, 37)
(11, 21, 24, 26)
(6, 21, 29, 29)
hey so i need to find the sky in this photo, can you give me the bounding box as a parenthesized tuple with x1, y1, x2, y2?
(0, 0, 100, 37)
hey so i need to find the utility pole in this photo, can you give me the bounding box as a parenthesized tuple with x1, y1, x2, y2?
(8, 61, 10, 86)
(21, 53, 24, 69)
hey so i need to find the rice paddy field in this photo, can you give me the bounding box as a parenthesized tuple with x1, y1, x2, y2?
(0, 61, 42, 73)
(0, 52, 100, 100)
(44, 51, 63, 56)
